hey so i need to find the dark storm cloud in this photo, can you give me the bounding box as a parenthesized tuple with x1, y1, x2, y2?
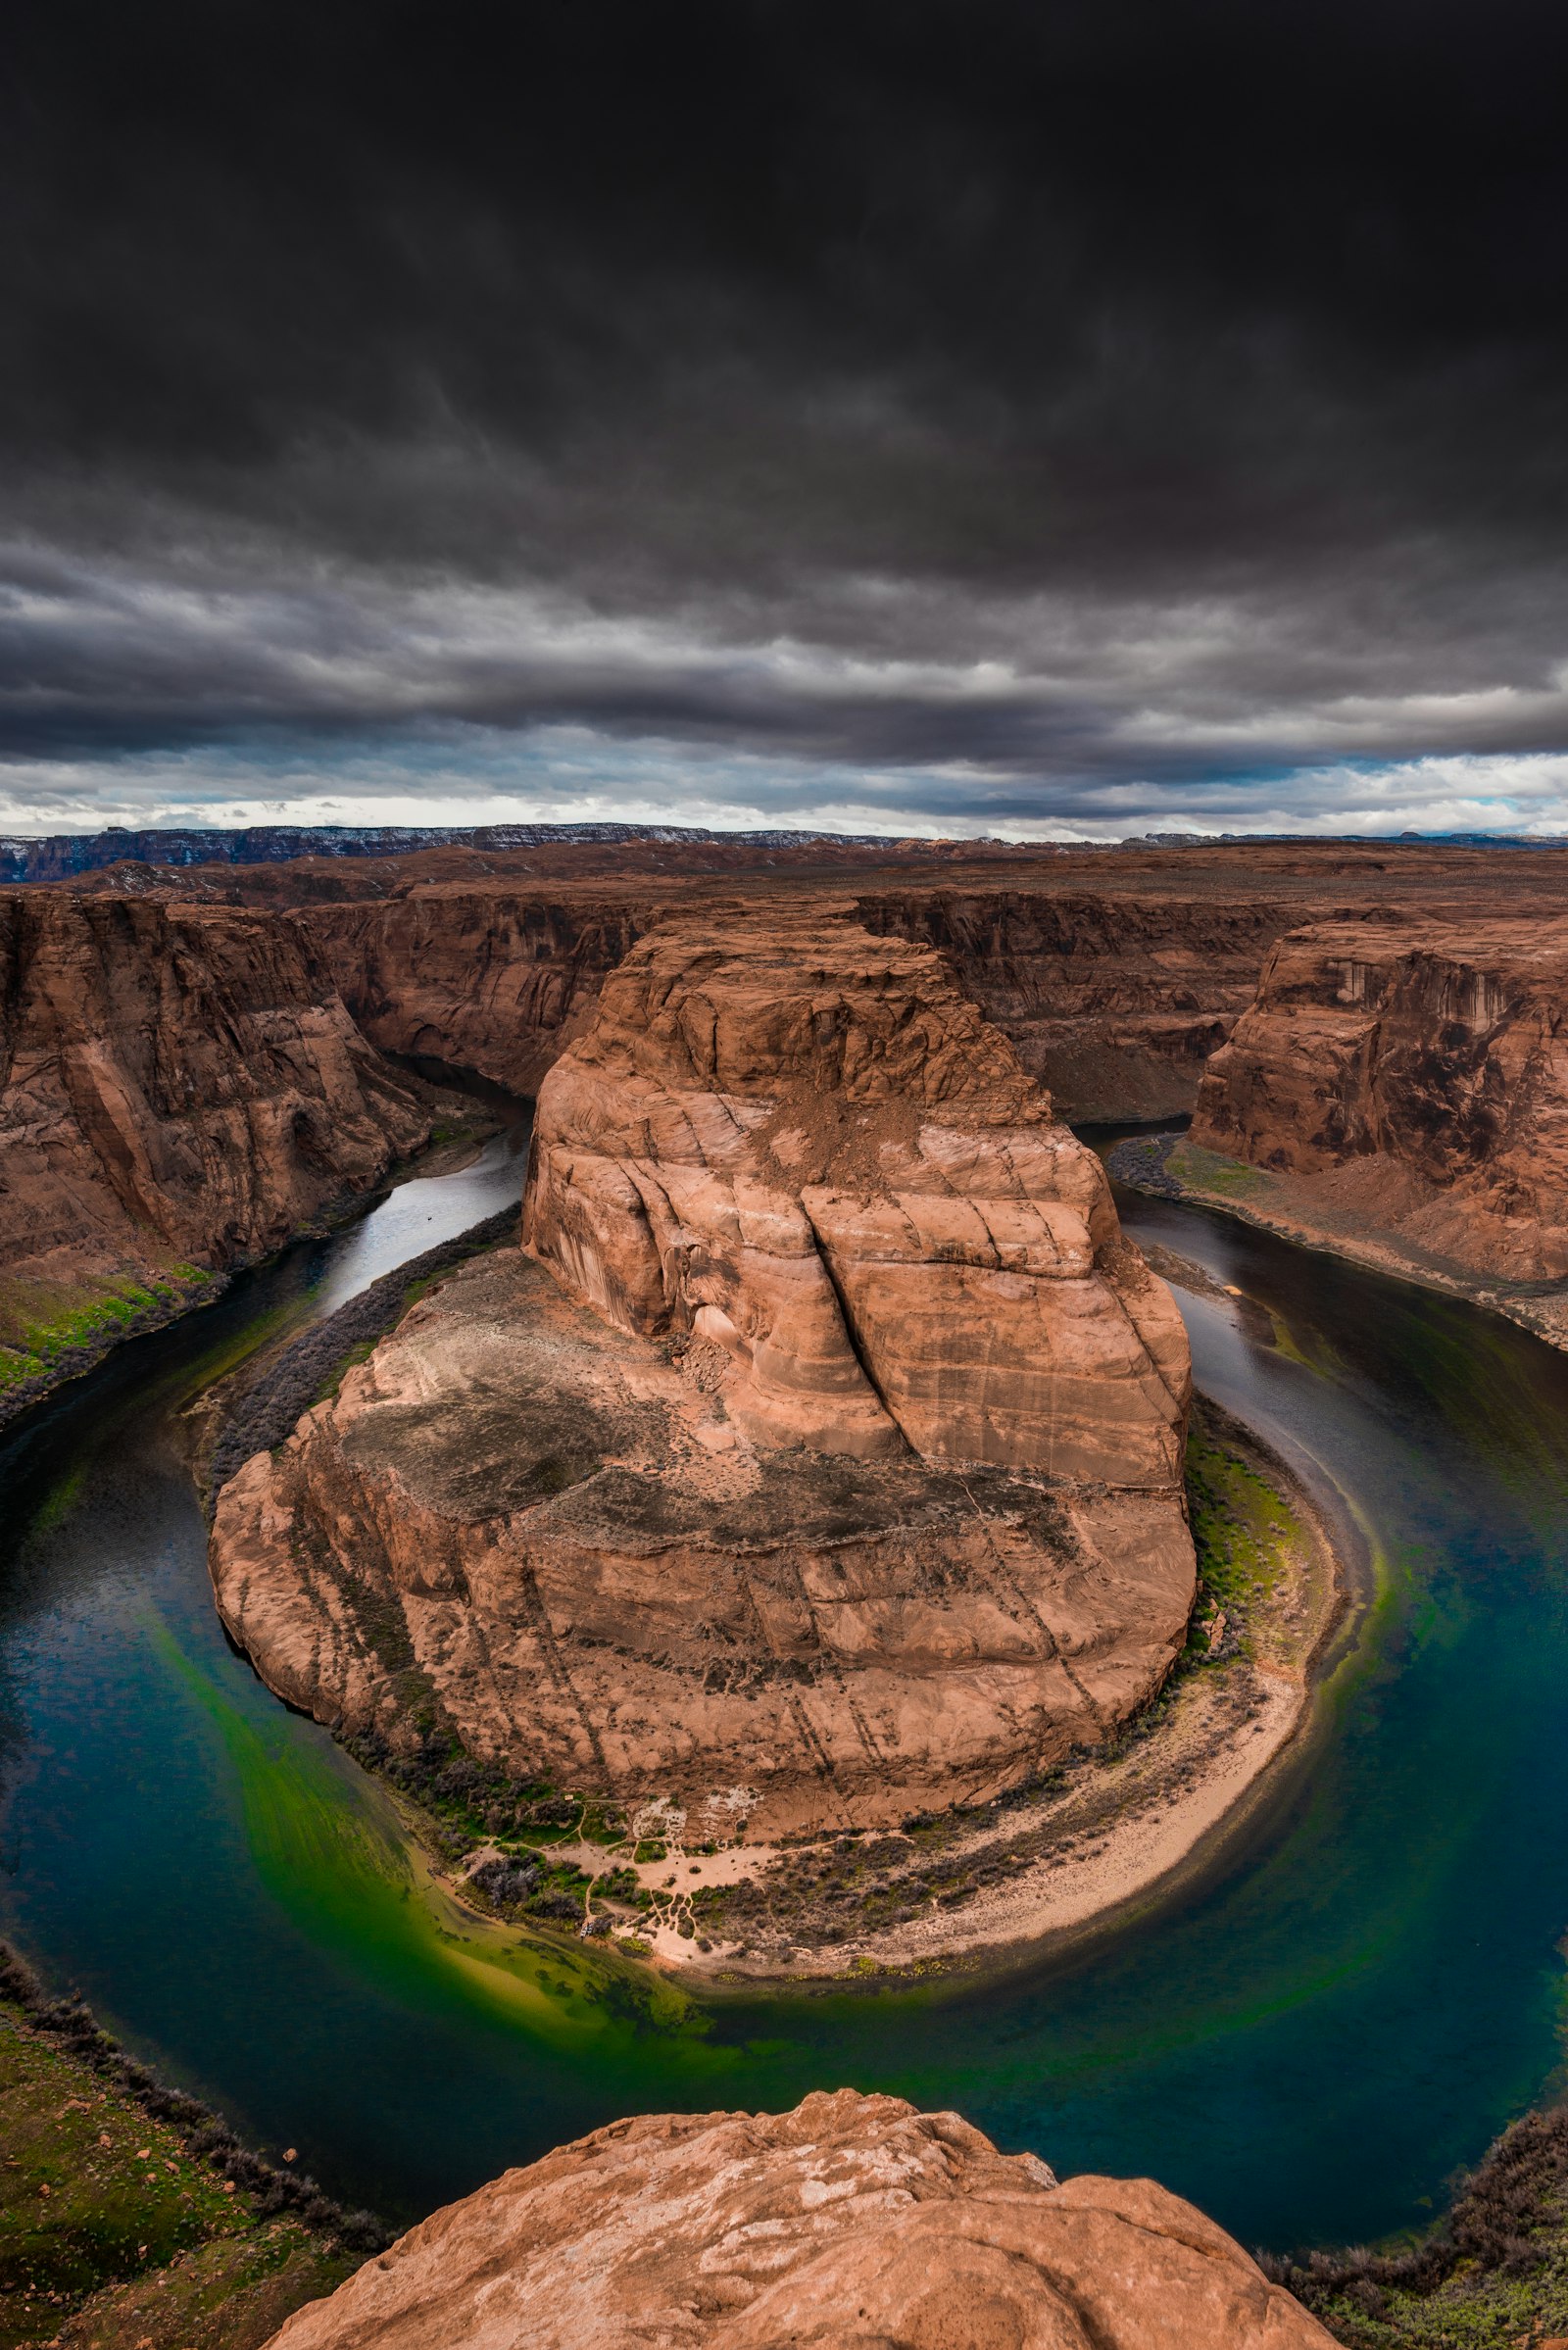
(4, 0, 1568, 826)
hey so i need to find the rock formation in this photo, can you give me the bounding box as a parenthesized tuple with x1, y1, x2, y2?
(265, 2088, 1333, 2349)
(523, 915, 1190, 1483)
(51, 830, 1566, 1121)
(309, 885, 648, 1097)
(1192, 913, 1568, 1283)
(211, 916, 1195, 1837)
(306, 878, 1311, 1120)
(0, 892, 433, 1393)
(210, 1246, 1195, 1836)
(854, 886, 1300, 1118)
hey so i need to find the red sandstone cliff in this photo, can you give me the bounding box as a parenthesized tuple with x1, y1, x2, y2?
(0, 893, 433, 1393)
(854, 886, 1300, 1116)
(61, 834, 1555, 1126)
(210, 917, 1195, 1837)
(523, 914, 1190, 1482)
(266, 2089, 1333, 2350)
(306, 885, 648, 1095)
(1192, 914, 1568, 1283)
(301, 876, 1314, 1121)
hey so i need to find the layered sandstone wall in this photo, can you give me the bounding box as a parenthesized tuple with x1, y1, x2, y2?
(0, 893, 433, 1364)
(39, 832, 1568, 1124)
(299, 876, 1310, 1130)
(266, 2089, 1333, 2350)
(522, 915, 1190, 1482)
(305, 886, 649, 1095)
(854, 887, 1306, 1116)
(1192, 914, 1568, 1281)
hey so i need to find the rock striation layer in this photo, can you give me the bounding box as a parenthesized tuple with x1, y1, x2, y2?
(45, 834, 1568, 1120)
(1193, 914, 1568, 1282)
(524, 915, 1190, 1482)
(309, 885, 648, 1096)
(0, 892, 433, 1388)
(855, 886, 1301, 1118)
(211, 917, 1195, 1838)
(307, 878, 1310, 1120)
(266, 2089, 1333, 2350)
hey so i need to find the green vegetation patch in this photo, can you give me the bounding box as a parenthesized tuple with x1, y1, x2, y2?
(0, 1989, 359, 2348)
(345, 1733, 629, 1873)
(1168, 1138, 1272, 1198)
(0, 1266, 212, 1395)
(1271, 2104, 1568, 2346)
(1184, 1409, 1298, 1662)
(311, 1337, 378, 1406)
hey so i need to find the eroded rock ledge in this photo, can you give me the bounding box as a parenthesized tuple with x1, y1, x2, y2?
(0, 891, 436, 1409)
(1144, 914, 1568, 1341)
(266, 2089, 1333, 2350)
(211, 917, 1195, 1840)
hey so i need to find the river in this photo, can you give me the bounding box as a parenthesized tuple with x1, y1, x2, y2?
(3, 1118, 1568, 2256)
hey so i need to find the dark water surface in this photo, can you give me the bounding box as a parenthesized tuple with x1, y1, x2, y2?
(4, 1123, 1568, 2255)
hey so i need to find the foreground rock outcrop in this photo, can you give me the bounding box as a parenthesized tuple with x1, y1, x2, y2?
(0, 893, 433, 1398)
(212, 917, 1194, 1839)
(1192, 914, 1568, 1285)
(267, 2089, 1333, 2349)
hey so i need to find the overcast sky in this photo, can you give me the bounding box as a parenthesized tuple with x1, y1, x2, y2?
(6, 0, 1568, 840)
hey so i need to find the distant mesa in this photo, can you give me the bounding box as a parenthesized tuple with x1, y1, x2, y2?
(0, 819, 1036, 886)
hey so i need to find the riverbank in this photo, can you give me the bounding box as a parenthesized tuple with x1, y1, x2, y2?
(386, 1393, 1349, 1987)
(1267, 2099, 1568, 2345)
(1111, 1131, 1568, 1353)
(0, 1089, 500, 1438)
(675, 1396, 1349, 1983)
(0, 1945, 377, 2350)
(2, 1092, 1559, 2254)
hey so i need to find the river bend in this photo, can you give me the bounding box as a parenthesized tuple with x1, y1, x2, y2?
(2, 1123, 1567, 2254)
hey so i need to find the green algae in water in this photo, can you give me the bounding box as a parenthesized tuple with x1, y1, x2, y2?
(150, 1620, 718, 2064)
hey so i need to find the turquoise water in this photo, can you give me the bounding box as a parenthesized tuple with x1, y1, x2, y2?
(4, 1127, 1568, 2255)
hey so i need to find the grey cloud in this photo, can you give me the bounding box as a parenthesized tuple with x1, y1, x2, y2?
(3, 0, 1568, 826)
